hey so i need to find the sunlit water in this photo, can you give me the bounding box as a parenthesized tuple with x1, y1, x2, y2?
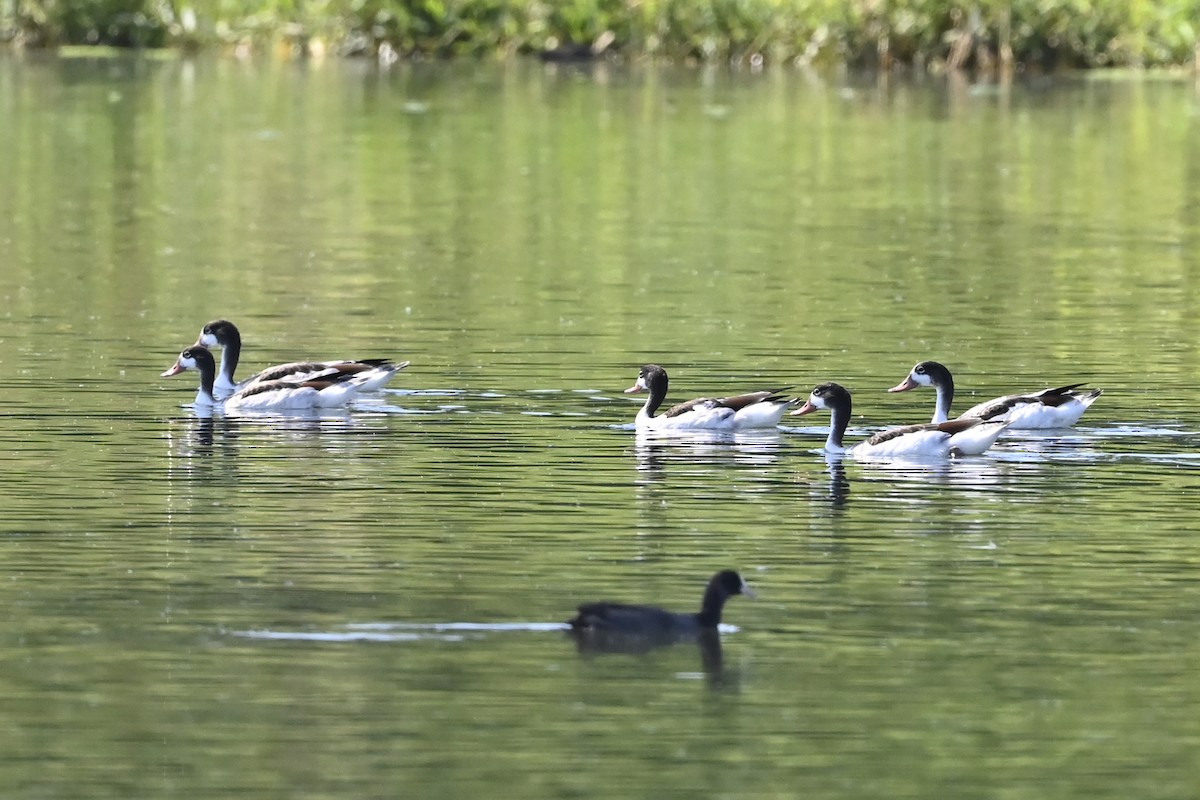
(1, 52, 1199, 799)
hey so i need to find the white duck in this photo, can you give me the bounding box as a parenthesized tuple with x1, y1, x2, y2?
(625, 364, 795, 431)
(161, 346, 398, 412)
(194, 319, 407, 400)
(888, 360, 1102, 429)
(791, 382, 1009, 458)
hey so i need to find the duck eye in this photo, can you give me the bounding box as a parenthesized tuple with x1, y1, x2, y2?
(916, 365, 926, 374)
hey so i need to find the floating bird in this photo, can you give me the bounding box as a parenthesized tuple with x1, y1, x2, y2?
(625, 364, 793, 430)
(888, 360, 1102, 429)
(193, 319, 406, 400)
(792, 382, 1008, 458)
(161, 346, 398, 412)
(567, 569, 755, 645)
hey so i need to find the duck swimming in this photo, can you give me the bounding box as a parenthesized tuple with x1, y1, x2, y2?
(625, 364, 794, 430)
(792, 381, 1009, 458)
(194, 319, 407, 400)
(888, 360, 1102, 429)
(161, 346, 398, 412)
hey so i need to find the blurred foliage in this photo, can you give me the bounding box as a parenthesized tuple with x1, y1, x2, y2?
(1, 0, 1197, 68)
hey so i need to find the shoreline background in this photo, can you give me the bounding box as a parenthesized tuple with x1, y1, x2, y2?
(2, 0, 1198, 72)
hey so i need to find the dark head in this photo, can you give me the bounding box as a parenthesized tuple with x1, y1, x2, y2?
(196, 320, 241, 349)
(713, 569, 754, 598)
(789, 382, 852, 417)
(625, 364, 668, 396)
(161, 345, 216, 378)
(697, 569, 755, 627)
(889, 360, 952, 393)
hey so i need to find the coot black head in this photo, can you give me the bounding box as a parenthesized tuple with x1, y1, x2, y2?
(711, 569, 746, 596)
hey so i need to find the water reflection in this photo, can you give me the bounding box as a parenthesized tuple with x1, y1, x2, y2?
(567, 627, 737, 691)
(992, 428, 1113, 462)
(628, 428, 794, 533)
(164, 415, 239, 464)
(6, 56, 1200, 800)
(161, 411, 403, 516)
(850, 452, 1007, 486)
(238, 621, 741, 690)
(238, 622, 570, 642)
(811, 456, 851, 511)
(183, 403, 355, 423)
(165, 409, 389, 459)
(630, 428, 786, 476)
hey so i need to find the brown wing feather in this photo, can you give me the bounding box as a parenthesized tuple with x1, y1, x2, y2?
(251, 359, 390, 384)
(662, 387, 790, 418)
(967, 396, 1025, 420)
(251, 361, 337, 383)
(716, 388, 792, 411)
(864, 416, 979, 446)
(237, 374, 351, 397)
(237, 379, 309, 398)
(864, 423, 929, 446)
(964, 384, 1092, 420)
(662, 397, 717, 418)
(934, 417, 983, 435)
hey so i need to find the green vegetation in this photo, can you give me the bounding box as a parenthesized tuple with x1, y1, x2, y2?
(2, 0, 1197, 69)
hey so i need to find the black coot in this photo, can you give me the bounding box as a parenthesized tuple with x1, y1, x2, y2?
(567, 569, 754, 643)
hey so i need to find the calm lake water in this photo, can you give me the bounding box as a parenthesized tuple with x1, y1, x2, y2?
(2, 51, 1200, 799)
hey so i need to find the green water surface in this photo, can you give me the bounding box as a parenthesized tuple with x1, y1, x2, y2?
(1, 53, 1198, 799)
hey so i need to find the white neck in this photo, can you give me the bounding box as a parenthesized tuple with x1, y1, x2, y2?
(215, 350, 238, 394)
(933, 386, 951, 424)
(635, 401, 655, 426)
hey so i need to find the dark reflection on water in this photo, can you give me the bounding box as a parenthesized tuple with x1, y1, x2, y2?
(824, 458, 851, 510)
(569, 627, 739, 692)
(630, 428, 787, 476)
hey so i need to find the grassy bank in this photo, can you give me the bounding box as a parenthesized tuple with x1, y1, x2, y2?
(2, 0, 1198, 70)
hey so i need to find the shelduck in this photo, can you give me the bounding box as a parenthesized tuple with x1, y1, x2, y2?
(888, 360, 1102, 429)
(624, 364, 794, 430)
(194, 319, 407, 400)
(792, 382, 1009, 458)
(161, 346, 399, 412)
